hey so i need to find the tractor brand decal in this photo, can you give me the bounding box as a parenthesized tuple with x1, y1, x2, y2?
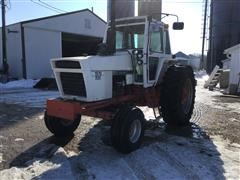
(95, 71, 102, 80)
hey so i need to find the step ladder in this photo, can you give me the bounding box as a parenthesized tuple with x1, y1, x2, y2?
(204, 65, 223, 89)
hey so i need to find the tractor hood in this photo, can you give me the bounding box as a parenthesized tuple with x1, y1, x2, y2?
(51, 52, 132, 71)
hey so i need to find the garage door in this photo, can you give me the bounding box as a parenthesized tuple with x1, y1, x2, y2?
(62, 33, 102, 57)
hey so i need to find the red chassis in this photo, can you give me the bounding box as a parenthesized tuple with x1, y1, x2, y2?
(46, 86, 161, 121)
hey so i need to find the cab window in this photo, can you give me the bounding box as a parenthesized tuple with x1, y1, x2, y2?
(150, 23, 163, 52)
(115, 24, 145, 50)
(165, 30, 171, 54)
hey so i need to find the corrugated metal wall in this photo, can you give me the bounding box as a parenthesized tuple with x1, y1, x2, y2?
(207, 0, 240, 72)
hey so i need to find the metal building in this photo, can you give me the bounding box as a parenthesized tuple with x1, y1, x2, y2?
(0, 9, 106, 79)
(207, 0, 240, 72)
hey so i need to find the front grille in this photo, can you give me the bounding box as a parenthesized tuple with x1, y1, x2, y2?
(55, 60, 81, 69)
(60, 72, 87, 97)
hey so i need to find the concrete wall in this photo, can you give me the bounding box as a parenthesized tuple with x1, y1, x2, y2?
(107, 0, 135, 21)
(24, 27, 61, 79)
(138, 0, 162, 20)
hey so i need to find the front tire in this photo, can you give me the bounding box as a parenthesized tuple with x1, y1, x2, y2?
(160, 65, 196, 126)
(44, 112, 81, 137)
(111, 106, 145, 153)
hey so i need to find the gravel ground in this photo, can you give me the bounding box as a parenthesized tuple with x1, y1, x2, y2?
(0, 79, 239, 178)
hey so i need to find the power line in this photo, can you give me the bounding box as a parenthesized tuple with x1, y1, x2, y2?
(38, 0, 67, 13)
(30, 0, 62, 13)
(30, 0, 67, 13)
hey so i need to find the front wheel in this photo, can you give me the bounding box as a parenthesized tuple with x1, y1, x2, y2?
(44, 112, 81, 137)
(111, 106, 145, 153)
(160, 65, 196, 126)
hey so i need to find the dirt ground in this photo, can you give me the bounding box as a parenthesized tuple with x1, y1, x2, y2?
(0, 80, 240, 178)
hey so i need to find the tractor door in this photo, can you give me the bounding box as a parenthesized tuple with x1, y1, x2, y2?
(144, 22, 167, 87)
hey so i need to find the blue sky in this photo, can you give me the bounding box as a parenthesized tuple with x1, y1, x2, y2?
(3, 0, 205, 54)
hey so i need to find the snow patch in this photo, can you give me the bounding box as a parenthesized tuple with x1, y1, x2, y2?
(0, 88, 59, 108)
(195, 70, 209, 82)
(0, 136, 239, 180)
(0, 147, 74, 180)
(0, 79, 39, 90)
(14, 138, 24, 142)
(0, 153, 3, 163)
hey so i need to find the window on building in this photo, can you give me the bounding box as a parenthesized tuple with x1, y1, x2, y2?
(84, 19, 91, 29)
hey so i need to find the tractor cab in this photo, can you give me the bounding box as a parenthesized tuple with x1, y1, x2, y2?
(103, 16, 182, 88)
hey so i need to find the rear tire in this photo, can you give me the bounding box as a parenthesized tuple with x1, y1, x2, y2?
(44, 112, 81, 137)
(111, 105, 145, 153)
(160, 65, 196, 126)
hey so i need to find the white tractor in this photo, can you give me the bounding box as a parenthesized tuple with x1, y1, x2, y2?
(45, 15, 196, 153)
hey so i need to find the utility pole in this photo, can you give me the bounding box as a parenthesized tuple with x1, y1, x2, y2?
(201, 0, 208, 69)
(1, 0, 8, 75)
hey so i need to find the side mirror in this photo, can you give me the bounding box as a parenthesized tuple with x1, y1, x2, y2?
(173, 22, 184, 30)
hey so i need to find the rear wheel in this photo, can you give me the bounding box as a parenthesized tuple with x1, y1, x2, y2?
(44, 112, 81, 137)
(160, 65, 196, 126)
(111, 105, 145, 153)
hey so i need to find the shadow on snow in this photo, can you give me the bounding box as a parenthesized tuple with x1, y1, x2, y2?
(9, 119, 226, 179)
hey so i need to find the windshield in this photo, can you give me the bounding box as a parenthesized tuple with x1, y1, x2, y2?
(115, 24, 145, 50)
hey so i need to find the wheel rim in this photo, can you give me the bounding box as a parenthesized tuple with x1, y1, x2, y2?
(181, 78, 193, 114)
(129, 119, 142, 143)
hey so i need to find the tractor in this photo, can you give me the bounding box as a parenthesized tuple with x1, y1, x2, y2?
(44, 14, 196, 153)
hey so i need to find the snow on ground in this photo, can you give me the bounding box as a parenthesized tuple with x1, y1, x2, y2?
(194, 70, 209, 82)
(0, 79, 39, 90)
(195, 71, 240, 113)
(0, 134, 239, 179)
(0, 79, 59, 108)
(0, 89, 59, 108)
(0, 146, 74, 180)
(0, 75, 240, 179)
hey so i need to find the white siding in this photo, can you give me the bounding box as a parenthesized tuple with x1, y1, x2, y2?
(224, 44, 240, 92)
(6, 23, 23, 78)
(1, 10, 106, 79)
(23, 10, 106, 38)
(24, 27, 61, 79)
(0, 24, 22, 78)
